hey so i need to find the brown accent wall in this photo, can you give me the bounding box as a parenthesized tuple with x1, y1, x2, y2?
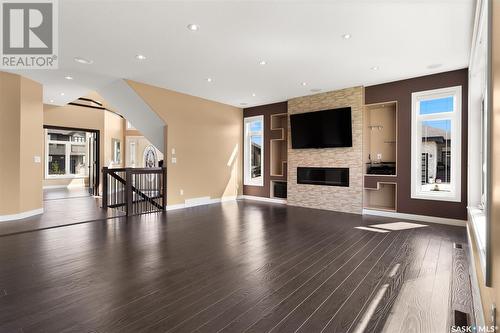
(365, 69, 468, 220)
(243, 102, 288, 198)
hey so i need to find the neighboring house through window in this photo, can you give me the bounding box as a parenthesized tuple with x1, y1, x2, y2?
(244, 116, 264, 186)
(411, 86, 462, 202)
(46, 129, 89, 178)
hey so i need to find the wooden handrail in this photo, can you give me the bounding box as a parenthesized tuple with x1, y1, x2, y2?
(102, 167, 167, 216)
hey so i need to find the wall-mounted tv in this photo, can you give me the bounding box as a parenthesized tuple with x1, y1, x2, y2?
(290, 107, 352, 149)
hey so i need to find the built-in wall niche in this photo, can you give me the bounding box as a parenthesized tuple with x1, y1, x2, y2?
(271, 180, 287, 199)
(364, 182, 397, 212)
(270, 113, 288, 177)
(364, 102, 397, 175)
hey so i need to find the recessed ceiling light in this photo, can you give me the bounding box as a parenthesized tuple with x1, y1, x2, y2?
(187, 24, 199, 31)
(60, 92, 65, 96)
(310, 88, 322, 93)
(301, 82, 307, 86)
(252, 93, 256, 97)
(342, 34, 351, 39)
(74, 57, 93, 65)
(371, 66, 379, 71)
(49, 99, 55, 103)
(64, 75, 73, 80)
(207, 77, 213, 83)
(135, 54, 147, 60)
(259, 60, 267, 65)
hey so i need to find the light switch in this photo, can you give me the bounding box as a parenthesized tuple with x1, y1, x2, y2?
(171, 148, 176, 155)
(34, 156, 41, 163)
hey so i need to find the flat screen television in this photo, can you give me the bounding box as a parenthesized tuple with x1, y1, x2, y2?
(290, 107, 352, 149)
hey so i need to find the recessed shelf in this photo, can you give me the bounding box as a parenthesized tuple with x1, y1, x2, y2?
(271, 180, 287, 199)
(364, 183, 397, 212)
(364, 102, 397, 175)
(270, 113, 288, 178)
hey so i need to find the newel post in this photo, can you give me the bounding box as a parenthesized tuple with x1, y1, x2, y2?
(102, 167, 108, 208)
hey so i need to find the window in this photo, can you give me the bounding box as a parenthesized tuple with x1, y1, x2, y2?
(411, 86, 461, 202)
(112, 139, 121, 164)
(126, 121, 135, 130)
(129, 140, 136, 167)
(244, 116, 264, 186)
(46, 130, 88, 178)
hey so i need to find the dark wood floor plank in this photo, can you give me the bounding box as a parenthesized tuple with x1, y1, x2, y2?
(352, 227, 430, 333)
(276, 232, 403, 332)
(312, 230, 412, 333)
(117, 230, 373, 333)
(327, 229, 414, 333)
(0, 196, 468, 333)
(1, 207, 346, 331)
(241, 233, 386, 333)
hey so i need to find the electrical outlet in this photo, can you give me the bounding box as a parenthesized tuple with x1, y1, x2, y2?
(33, 155, 41, 163)
(377, 153, 382, 160)
(180, 189, 184, 196)
(171, 157, 177, 164)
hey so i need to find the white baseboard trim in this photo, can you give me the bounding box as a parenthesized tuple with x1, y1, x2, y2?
(43, 185, 87, 189)
(165, 195, 238, 211)
(0, 208, 44, 222)
(362, 209, 466, 227)
(238, 195, 287, 205)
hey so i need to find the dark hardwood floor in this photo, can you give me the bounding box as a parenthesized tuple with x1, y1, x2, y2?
(43, 187, 92, 201)
(0, 188, 124, 236)
(0, 200, 467, 332)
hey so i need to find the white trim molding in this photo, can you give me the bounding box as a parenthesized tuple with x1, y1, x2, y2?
(362, 209, 466, 227)
(243, 115, 264, 187)
(410, 85, 462, 202)
(238, 195, 287, 205)
(0, 208, 44, 222)
(165, 195, 239, 211)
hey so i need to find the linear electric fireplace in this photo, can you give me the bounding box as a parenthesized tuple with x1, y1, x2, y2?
(297, 167, 349, 187)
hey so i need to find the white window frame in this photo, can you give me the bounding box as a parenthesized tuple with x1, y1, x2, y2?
(45, 130, 88, 179)
(411, 86, 462, 202)
(244, 115, 264, 186)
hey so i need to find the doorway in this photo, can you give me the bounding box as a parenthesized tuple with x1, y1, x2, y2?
(43, 125, 100, 196)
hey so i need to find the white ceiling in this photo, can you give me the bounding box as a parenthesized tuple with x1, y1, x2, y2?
(9, 0, 475, 108)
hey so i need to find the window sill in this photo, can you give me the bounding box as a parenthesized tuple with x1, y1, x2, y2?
(468, 206, 487, 281)
(411, 192, 461, 202)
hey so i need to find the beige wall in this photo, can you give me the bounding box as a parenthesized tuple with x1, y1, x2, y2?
(104, 111, 125, 167)
(43, 98, 124, 188)
(43, 102, 105, 188)
(0, 72, 43, 216)
(287, 86, 364, 214)
(127, 80, 243, 205)
(125, 136, 164, 168)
